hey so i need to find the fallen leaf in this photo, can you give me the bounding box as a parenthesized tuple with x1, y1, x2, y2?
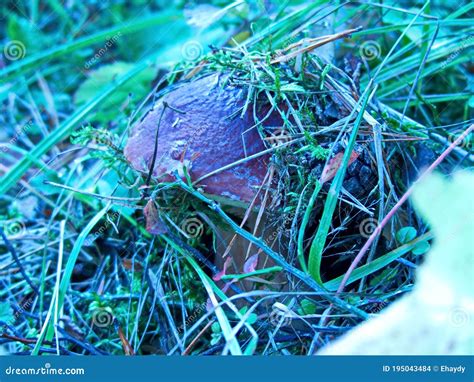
(321, 149, 360, 184)
(118, 326, 135, 355)
(143, 200, 167, 235)
(123, 258, 144, 272)
(243, 254, 259, 273)
(213, 257, 232, 281)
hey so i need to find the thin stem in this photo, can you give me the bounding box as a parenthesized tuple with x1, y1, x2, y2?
(144, 103, 168, 193)
(144, 102, 186, 198)
(221, 266, 283, 280)
(297, 180, 322, 273)
(0, 228, 39, 296)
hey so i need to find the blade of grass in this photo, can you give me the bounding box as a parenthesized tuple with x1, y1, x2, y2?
(53, 220, 66, 354)
(43, 204, 110, 343)
(378, 54, 473, 98)
(163, 235, 258, 355)
(372, 35, 474, 87)
(221, 266, 283, 281)
(0, 10, 181, 82)
(307, 87, 375, 283)
(324, 232, 433, 291)
(446, 2, 474, 19)
(297, 180, 322, 273)
(243, 1, 327, 48)
(383, 93, 472, 107)
(182, 256, 242, 355)
(352, 19, 473, 37)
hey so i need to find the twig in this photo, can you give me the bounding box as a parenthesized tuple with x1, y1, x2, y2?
(270, 27, 362, 64)
(43, 181, 142, 204)
(144, 102, 185, 197)
(144, 103, 167, 193)
(182, 320, 214, 355)
(55, 327, 105, 355)
(0, 227, 39, 295)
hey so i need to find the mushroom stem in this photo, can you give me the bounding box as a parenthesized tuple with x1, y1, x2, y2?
(174, 173, 369, 319)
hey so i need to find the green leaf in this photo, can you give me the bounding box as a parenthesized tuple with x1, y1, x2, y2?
(411, 240, 431, 255)
(74, 62, 155, 122)
(246, 313, 258, 325)
(211, 321, 221, 334)
(210, 333, 221, 346)
(280, 83, 305, 92)
(298, 299, 317, 315)
(396, 226, 417, 244)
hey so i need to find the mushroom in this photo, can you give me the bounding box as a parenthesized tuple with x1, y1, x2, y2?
(125, 73, 283, 289)
(125, 73, 271, 205)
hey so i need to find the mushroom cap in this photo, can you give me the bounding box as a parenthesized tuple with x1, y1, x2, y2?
(125, 73, 276, 204)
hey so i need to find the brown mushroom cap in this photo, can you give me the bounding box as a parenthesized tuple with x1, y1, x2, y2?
(125, 73, 276, 204)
